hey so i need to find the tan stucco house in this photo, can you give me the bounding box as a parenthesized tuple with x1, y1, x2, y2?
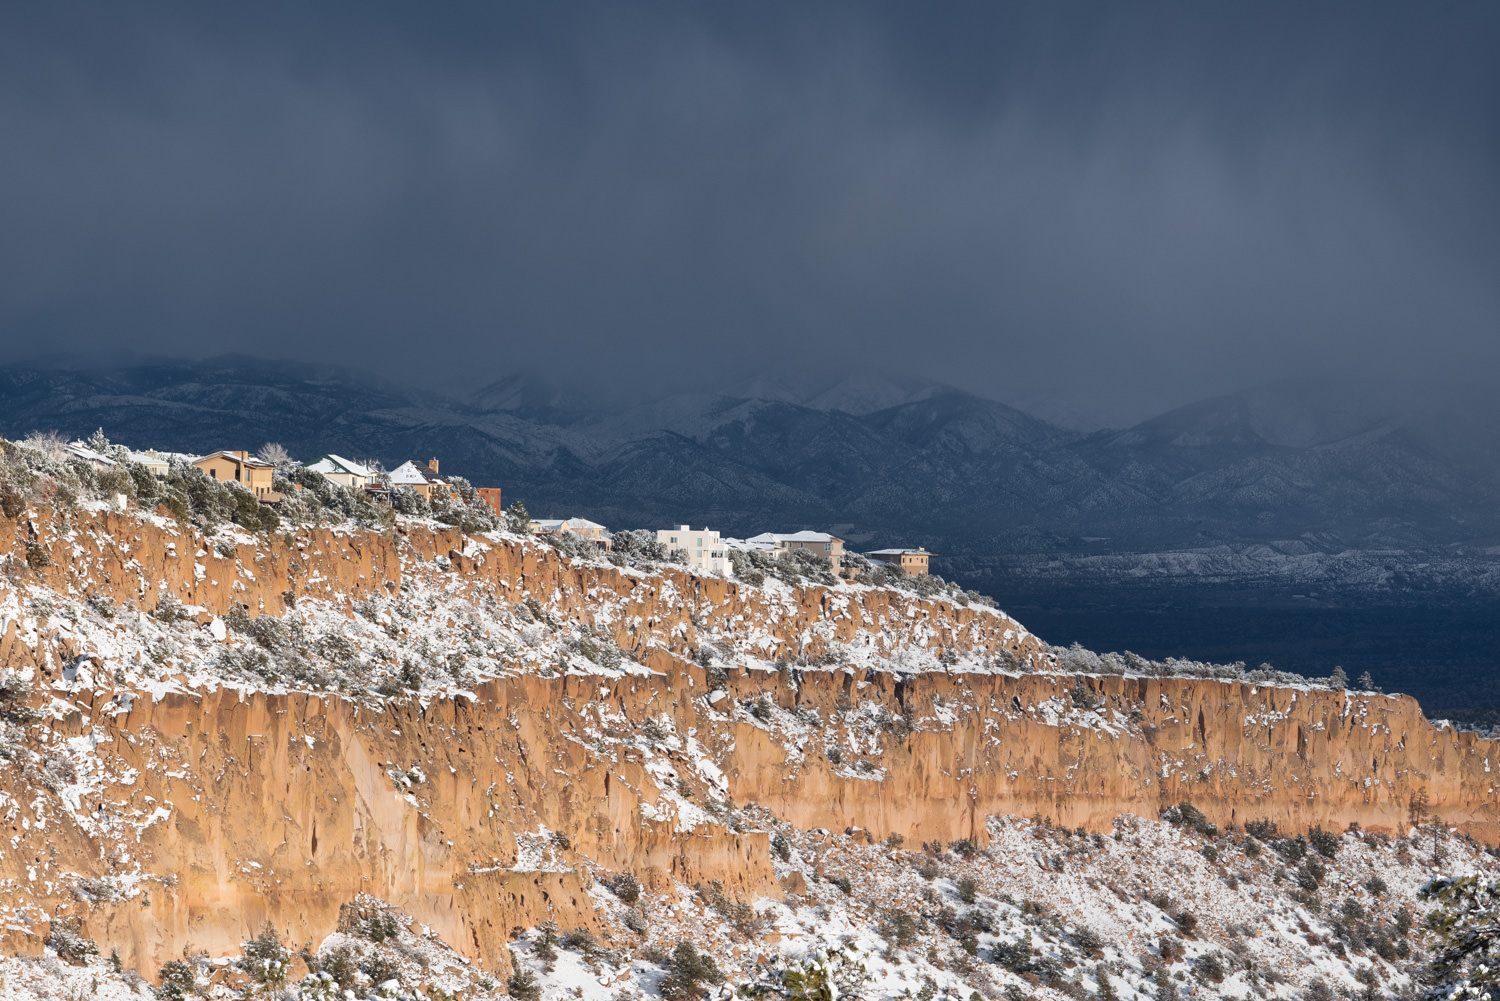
(866, 548, 933, 576)
(530, 517, 609, 543)
(747, 531, 847, 573)
(193, 451, 277, 500)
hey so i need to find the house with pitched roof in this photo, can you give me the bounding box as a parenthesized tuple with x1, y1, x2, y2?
(388, 459, 450, 500)
(745, 530, 846, 573)
(64, 442, 117, 472)
(529, 517, 610, 546)
(193, 451, 277, 500)
(304, 454, 373, 490)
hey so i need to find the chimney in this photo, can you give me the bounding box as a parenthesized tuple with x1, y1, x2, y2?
(233, 450, 248, 459)
(427, 458, 440, 475)
(679, 525, 690, 531)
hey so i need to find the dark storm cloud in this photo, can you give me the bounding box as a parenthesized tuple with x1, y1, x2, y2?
(0, 2, 1496, 424)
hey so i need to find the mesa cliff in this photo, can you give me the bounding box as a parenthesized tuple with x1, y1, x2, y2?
(0, 506, 1494, 977)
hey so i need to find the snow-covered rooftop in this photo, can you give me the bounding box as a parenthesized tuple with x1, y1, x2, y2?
(533, 517, 607, 533)
(196, 450, 274, 468)
(751, 530, 842, 544)
(64, 442, 116, 466)
(388, 460, 433, 485)
(305, 453, 371, 477)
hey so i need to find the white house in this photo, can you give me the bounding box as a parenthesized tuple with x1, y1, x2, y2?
(530, 517, 610, 545)
(304, 454, 372, 489)
(126, 450, 171, 479)
(388, 459, 450, 500)
(657, 525, 729, 575)
(723, 536, 778, 554)
(64, 442, 117, 471)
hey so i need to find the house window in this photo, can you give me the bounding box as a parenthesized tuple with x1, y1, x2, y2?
(209, 469, 217, 478)
(824, 542, 831, 551)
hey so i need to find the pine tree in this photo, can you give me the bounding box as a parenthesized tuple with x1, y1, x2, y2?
(1328, 666, 1349, 690)
(1095, 965, 1119, 1001)
(505, 500, 531, 534)
(1153, 967, 1178, 1001)
(506, 951, 542, 1001)
(533, 921, 558, 962)
(1420, 876, 1500, 998)
(243, 922, 288, 986)
(1302, 978, 1333, 1001)
(658, 942, 724, 1001)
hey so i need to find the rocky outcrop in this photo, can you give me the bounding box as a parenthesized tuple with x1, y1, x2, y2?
(8, 665, 1499, 976)
(725, 669, 1500, 844)
(0, 507, 1495, 977)
(1, 506, 1039, 673)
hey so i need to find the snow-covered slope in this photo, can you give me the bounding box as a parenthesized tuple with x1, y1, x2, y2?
(3, 811, 1488, 1000)
(0, 502, 1495, 999)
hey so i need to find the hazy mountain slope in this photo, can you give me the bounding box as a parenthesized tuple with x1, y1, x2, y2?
(2, 357, 1498, 592)
(1068, 386, 1500, 550)
(0, 355, 421, 455)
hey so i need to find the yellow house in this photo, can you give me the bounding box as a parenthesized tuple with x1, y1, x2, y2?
(193, 451, 277, 500)
(747, 531, 847, 573)
(866, 548, 933, 576)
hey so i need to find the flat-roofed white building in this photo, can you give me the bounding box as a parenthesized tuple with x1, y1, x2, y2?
(657, 525, 729, 575)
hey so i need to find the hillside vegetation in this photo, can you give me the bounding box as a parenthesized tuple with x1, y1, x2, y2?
(0, 488, 1495, 1000)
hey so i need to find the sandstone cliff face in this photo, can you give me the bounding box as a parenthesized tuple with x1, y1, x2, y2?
(0, 507, 1494, 977)
(723, 669, 1500, 844)
(1, 506, 1037, 676)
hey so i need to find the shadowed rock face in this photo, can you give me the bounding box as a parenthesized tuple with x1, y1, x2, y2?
(0, 508, 1494, 975)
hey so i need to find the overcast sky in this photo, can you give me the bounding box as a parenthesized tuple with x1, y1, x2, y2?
(1, 3, 1496, 425)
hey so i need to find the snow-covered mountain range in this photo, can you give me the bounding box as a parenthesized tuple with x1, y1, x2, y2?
(2, 354, 1498, 597)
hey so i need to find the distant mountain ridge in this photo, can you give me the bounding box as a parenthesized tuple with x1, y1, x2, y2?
(2, 354, 1498, 596)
